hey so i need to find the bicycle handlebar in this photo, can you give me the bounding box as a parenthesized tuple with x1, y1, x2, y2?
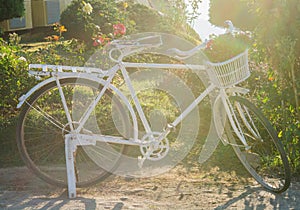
(165, 20, 241, 60)
(109, 35, 163, 62)
(108, 20, 240, 62)
(165, 41, 207, 60)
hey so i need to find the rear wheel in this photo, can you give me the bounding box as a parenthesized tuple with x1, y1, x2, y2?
(225, 96, 290, 193)
(16, 78, 130, 187)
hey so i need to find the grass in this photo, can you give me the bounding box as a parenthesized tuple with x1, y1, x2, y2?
(0, 120, 24, 168)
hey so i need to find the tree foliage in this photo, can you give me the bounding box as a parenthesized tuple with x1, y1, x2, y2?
(60, 0, 200, 44)
(209, 0, 300, 174)
(0, 0, 25, 22)
(209, 0, 257, 30)
(250, 0, 300, 172)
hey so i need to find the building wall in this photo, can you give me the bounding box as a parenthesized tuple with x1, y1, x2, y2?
(31, 0, 47, 27)
(1, 0, 73, 32)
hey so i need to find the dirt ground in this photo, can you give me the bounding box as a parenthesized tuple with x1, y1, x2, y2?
(0, 166, 299, 210)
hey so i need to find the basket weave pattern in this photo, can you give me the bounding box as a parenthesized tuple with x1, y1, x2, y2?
(206, 49, 250, 88)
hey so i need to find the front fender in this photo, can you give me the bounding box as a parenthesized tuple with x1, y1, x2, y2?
(198, 87, 250, 164)
(213, 86, 250, 144)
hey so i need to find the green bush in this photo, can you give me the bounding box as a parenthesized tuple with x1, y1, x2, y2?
(126, 3, 172, 33)
(0, 37, 36, 126)
(0, 35, 89, 127)
(25, 39, 88, 66)
(209, 0, 257, 30)
(245, 66, 300, 175)
(209, 0, 300, 176)
(60, 0, 199, 45)
(60, 0, 131, 42)
(0, 0, 25, 22)
(250, 0, 300, 175)
(203, 32, 251, 62)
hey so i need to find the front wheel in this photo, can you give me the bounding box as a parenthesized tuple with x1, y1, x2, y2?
(225, 96, 291, 193)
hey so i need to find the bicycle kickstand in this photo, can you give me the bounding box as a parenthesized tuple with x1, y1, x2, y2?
(65, 134, 77, 198)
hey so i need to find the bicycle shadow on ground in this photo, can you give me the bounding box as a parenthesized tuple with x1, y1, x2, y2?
(215, 182, 300, 209)
(0, 190, 95, 210)
(0, 189, 128, 210)
(0, 167, 124, 210)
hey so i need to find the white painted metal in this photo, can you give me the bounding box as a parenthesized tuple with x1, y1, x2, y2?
(55, 76, 74, 131)
(206, 50, 250, 88)
(65, 134, 77, 198)
(17, 32, 252, 198)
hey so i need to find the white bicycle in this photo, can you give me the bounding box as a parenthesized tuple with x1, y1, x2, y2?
(16, 31, 290, 198)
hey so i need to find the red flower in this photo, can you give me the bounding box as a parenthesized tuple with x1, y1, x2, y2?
(93, 40, 99, 46)
(92, 35, 111, 47)
(113, 23, 126, 36)
(93, 36, 105, 46)
(206, 40, 213, 50)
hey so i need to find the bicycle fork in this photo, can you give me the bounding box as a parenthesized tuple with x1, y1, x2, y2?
(219, 89, 251, 150)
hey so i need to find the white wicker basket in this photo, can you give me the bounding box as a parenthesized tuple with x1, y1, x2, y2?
(206, 49, 250, 88)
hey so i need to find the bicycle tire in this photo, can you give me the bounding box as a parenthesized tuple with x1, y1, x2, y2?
(16, 78, 130, 187)
(225, 96, 291, 193)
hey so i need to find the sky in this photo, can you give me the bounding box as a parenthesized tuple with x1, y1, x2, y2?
(187, 0, 225, 40)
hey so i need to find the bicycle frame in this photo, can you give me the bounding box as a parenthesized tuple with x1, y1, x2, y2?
(54, 60, 250, 151)
(19, 59, 254, 198)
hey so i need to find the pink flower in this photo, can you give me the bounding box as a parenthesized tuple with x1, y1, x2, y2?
(206, 40, 213, 50)
(93, 40, 99, 46)
(93, 35, 111, 47)
(113, 23, 126, 36)
(93, 36, 105, 46)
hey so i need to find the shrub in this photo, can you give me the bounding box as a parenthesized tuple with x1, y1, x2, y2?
(0, 37, 36, 126)
(208, 0, 300, 176)
(60, 0, 130, 43)
(25, 39, 88, 66)
(0, 0, 25, 22)
(203, 32, 251, 62)
(245, 65, 300, 175)
(60, 0, 200, 45)
(209, 0, 257, 31)
(249, 0, 300, 175)
(126, 3, 172, 33)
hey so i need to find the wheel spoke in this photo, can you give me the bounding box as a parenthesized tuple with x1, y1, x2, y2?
(226, 96, 290, 193)
(17, 78, 129, 187)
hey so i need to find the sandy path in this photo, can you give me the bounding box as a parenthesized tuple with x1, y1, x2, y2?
(0, 166, 299, 209)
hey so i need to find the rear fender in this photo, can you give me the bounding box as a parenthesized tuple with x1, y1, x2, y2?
(17, 76, 56, 109)
(17, 74, 104, 109)
(17, 74, 139, 140)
